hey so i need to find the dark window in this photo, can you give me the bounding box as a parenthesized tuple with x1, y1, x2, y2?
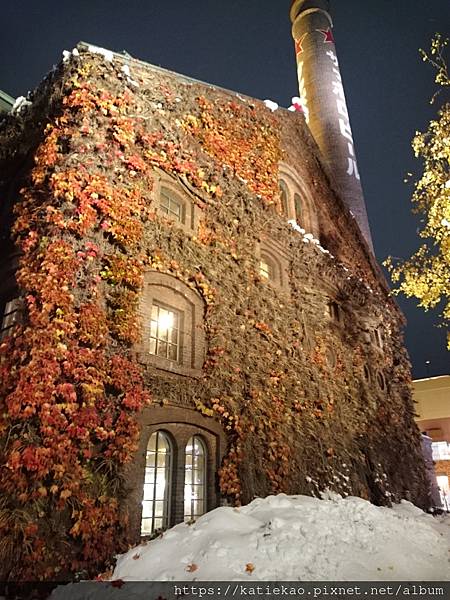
(294, 193, 302, 223)
(374, 328, 383, 349)
(1, 297, 22, 340)
(160, 187, 184, 223)
(327, 301, 341, 322)
(377, 371, 386, 391)
(325, 348, 336, 368)
(279, 180, 289, 216)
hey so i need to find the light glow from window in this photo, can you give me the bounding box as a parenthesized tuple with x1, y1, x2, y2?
(432, 441, 450, 461)
(184, 435, 206, 522)
(150, 304, 180, 361)
(141, 431, 172, 535)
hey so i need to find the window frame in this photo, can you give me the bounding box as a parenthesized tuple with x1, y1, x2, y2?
(149, 301, 182, 363)
(278, 163, 320, 236)
(327, 300, 342, 323)
(141, 430, 173, 535)
(136, 272, 206, 378)
(153, 169, 202, 233)
(256, 238, 290, 294)
(0, 297, 22, 340)
(184, 435, 207, 522)
(159, 186, 186, 224)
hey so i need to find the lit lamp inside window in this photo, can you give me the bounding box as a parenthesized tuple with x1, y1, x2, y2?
(150, 304, 180, 361)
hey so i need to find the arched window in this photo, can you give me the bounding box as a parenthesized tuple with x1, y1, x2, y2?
(279, 180, 289, 216)
(160, 187, 185, 223)
(141, 431, 173, 534)
(137, 272, 206, 378)
(294, 193, 302, 224)
(259, 254, 276, 282)
(184, 435, 207, 522)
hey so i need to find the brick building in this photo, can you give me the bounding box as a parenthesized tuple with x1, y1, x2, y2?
(0, 1, 431, 581)
(414, 375, 450, 509)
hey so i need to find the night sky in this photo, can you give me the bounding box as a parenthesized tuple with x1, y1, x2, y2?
(1, 1, 449, 378)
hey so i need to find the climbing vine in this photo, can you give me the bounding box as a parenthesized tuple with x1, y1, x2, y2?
(0, 49, 429, 579)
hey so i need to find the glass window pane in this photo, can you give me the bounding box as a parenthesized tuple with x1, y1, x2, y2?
(141, 501, 153, 518)
(280, 180, 289, 216)
(294, 193, 302, 222)
(184, 436, 207, 521)
(149, 303, 180, 362)
(193, 500, 204, 516)
(194, 471, 203, 485)
(143, 483, 154, 500)
(157, 341, 168, 357)
(154, 500, 165, 517)
(170, 327, 178, 344)
(144, 466, 155, 481)
(141, 518, 152, 534)
(160, 189, 182, 223)
(141, 431, 172, 535)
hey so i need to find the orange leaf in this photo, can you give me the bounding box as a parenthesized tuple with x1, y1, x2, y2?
(245, 563, 255, 574)
(186, 563, 198, 572)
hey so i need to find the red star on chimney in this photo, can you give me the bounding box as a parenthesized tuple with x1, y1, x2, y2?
(317, 28, 334, 43)
(294, 33, 308, 56)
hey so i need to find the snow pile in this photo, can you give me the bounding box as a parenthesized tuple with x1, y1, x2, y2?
(288, 220, 331, 255)
(288, 96, 304, 112)
(121, 64, 140, 88)
(11, 96, 32, 115)
(264, 99, 279, 112)
(88, 44, 114, 62)
(62, 47, 80, 63)
(113, 494, 450, 581)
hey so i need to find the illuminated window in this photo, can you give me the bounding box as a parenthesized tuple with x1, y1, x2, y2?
(432, 442, 450, 461)
(141, 431, 173, 534)
(150, 303, 180, 362)
(160, 187, 184, 223)
(1, 298, 22, 340)
(279, 180, 289, 216)
(259, 256, 273, 281)
(184, 435, 207, 522)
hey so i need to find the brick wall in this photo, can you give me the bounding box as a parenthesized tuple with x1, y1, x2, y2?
(0, 45, 432, 564)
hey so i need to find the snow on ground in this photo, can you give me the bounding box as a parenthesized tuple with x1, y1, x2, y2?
(112, 493, 450, 581)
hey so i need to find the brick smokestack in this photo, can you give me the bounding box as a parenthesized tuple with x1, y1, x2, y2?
(290, 0, 374, 252)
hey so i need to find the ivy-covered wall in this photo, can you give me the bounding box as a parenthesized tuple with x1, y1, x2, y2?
(0, 45, 430, 580)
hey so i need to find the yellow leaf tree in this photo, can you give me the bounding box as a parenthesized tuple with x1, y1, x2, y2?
(385, 34, 450, 349)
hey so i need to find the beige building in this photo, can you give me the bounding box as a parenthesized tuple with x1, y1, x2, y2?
(414, 375, 450, 509)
